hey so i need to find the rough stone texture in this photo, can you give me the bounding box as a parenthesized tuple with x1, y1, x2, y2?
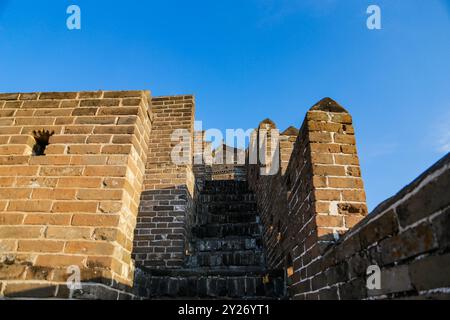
(133, 95, 195, 269)
(1, 92, 449, 300)
(0, 91, 151, 299)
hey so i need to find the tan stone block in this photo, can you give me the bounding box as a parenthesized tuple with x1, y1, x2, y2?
(76, 189, 123, 201)
(104, 91, 143, 98)
(101, 145, 132, 154)
(334, 134, 356, 145)
(314, 190, 341, 201)
(342, 190, 366, 202)
(0, 145, 29, 155)
(64, 125, 94, 135)
(334, 154, 360, 166)
(0, 213, 24, 225)
(7, 200, 53, 212)
(70, 155, 108, 165)
(99, 202, 122, 213)
(312, 176, 327, 188)
(345, 216, 364, 228)
(39, 166, 83, 177)
(0, 240, 17, 251)
(58, 177, 102, 188)
(328, 177, 364, 189)
(67, 145, 102, 155)
(0, 188, 32, 199)
(75, 116, 117, 125)
(18, 240, 65, 253)
(34, 109, 72, 117)
(331, 113, 352, 124)
(72, 107, 98, 116)
(65, 241, 115, 255)
(310, 143, 342, 154)
(93, 125, 135, 135)
(52, 201, 98, 213)
(78, 91, 103, 99)
(35, 254, 85, 267)
(15, 177, 58, 188)
(86, 135, 112, 144)
(80, 99, 120, 107)
(307, 111, 328, 121)
(29, 155, 71, 165)
(0, 226, 43, 239)
(312, 165, 346, 177)
(46, 226, 92, 240)
(316, 215, 344, 228)
(84, 166, 127, 177)
(86, 256, 122, 274)
(24, 214, 72, 226)
(72, 214, 120, 227)
(22, 100, 60, 109)
(0, 156, 30, 165)
(49, 135, 87, 144)
(311, 153, 334, 164)
(31, 188, 76, 200)
(39, 92, 77, 100)
(0, 177, 15, 187)
(43, 145, 67, 155)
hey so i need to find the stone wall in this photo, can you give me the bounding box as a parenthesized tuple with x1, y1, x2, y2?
(133, 95, 195, 269)
(0, 91, 151, 299)
(247, 97, 450, 300)
(305, 153, 450, 300)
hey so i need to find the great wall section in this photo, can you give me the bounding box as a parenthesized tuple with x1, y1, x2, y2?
(0, 90, 449, 300)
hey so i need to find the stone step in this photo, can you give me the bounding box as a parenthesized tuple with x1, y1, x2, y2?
(189, 250, 264, 267)
(193, 237, 262, 252)
(200, 193, 256, 203)
(193, 223, 262, 238)
(135, 274, 286, 299)
(198, 212, 259, 224)
(202, 181, 250, 194)
(203, 202, 257, 213)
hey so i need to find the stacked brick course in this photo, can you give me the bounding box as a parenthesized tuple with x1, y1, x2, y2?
(0, 91, 448, 300)
(133, 95, 195, 269)
(0, 91, 151, 299)
(247, 97, 450, 300)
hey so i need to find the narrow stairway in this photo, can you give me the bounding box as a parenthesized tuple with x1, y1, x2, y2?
(136, 180, 286, 299)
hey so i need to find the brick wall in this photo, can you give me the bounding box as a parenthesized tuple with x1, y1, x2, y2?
(247, 97, 450, 300)
(0, 91, 151, 299)
(247, 98, 369, 296)
(304, 153, 450, 300)
(133, 95, 195, 269)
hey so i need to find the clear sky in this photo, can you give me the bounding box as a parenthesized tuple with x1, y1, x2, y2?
(0, 0, 449, 210)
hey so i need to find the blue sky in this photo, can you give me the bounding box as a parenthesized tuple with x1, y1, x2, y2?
(0, 0, 449, 210)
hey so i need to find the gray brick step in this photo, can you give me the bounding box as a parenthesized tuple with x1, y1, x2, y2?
(200, 193, 256, 202)
(189, 250, 264, 267)
(193, 222, 262, 238)
(202, 181, 250, 194)
(203, 202, 258, 213)
(199, 212, 259, 224)
(193, 236, 262, 252)
(135, 274, 285, 299)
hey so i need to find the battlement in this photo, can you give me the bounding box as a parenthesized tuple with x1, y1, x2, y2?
(0, 91, 448, 300)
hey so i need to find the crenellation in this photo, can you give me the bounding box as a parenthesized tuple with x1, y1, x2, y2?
(0, 91, 448, 300)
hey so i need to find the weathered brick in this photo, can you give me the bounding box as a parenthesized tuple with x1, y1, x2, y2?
(35, 255, 85, 267)
(409, 253, 450, 291)
(380, 222, 437, 265)
(18, 240, 65, 253)
(52, 201, 98, 213)
(72, 214, 120, 227)
(24, 214, 72, 226)
(39, 92, 77, 100)
(65, 241, 115, 255)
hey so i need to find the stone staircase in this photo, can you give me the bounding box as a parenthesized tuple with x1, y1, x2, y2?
(135, 180, 286, 299)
